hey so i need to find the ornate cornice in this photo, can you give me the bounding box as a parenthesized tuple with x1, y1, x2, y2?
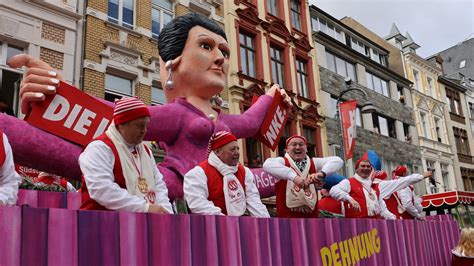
(261, 19, 294, 43)
(235, 7, 262, 26)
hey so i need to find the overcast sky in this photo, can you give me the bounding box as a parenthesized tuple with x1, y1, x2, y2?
(308, 0, 474, 58)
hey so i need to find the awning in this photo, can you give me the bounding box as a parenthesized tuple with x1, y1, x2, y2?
(421, 191, 474, 211)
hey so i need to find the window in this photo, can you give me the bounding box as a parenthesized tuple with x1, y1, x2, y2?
(278, 122, 292, 156)
(441, 163, 449, 191)
(355, 107, 362, 126)
(378, 116, 389, 136)
(0, 42, 24, 117)
(446, 88, 463, 116)
(420, 112, 429, 138)
(426, 160, 437, 193)
(266, 0, 278, 16)
(426, 160, 435, 171)
(326, 51, 356, 81)
(270, 45, 285, 86)
(239, 32, 256, 78)
(387, 118, 396, 138)
(397, 85, 405, 104)
(412, 69, 421, 91)
(459, 60, 466, 68)
(296, 58, 309, 98)
(469, 102, 474, 118)
(403, 123, 411, 142)
(434, 117, 442, 143)
(318, 19, 327, 33)
(108, 0, 134, 29)
(152, 0, 173, 39)
(454, 127, 470, 155)
(105, 73, 133, 102)
(372, 113, 393, 137)
(290, 0, 302, 31)
(426, 77, 434, 97)
(366, 72, 389, 97)
(303, 127, 316, 157)
(350, 37, 367, 55)
(371, 49, 380, 64)
(151, 85, 166, 105)
(328, 96, 338, 118)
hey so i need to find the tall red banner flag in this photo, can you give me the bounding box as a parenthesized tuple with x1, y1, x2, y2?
(339, 100, 357, 159)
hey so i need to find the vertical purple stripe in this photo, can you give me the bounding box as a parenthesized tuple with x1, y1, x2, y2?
(268, 218, 283, 266)
(257, 217, 273, 266)
(289, 218, 309, 266)
(47, 209, 77, 266)
(0, 207, 21, 266)
(239, 216, 262, 265)
(21, 207, 48, 266)
(119, 212, 148, 266)
(304, 218, 326, 266)
(147, 214, 192, 266)
(78, 210, 121, 266)
(189, 215, 216, 265)
(215, 215, 242, 266)
(17, 189, 38, 207)
(67, 192, 81, 210)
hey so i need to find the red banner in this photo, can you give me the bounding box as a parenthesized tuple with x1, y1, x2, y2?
(25, 82, 113, 146)
(339, 100, 357, 159)
(15, 164, 40, 179)
(256, 91, 289, 151)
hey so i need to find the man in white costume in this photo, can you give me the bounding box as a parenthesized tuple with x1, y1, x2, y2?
(79, 96, 172, 213)
(263, 135, 343, 218)
(184, 131, 269, 217)
(0, 131, 21, 206)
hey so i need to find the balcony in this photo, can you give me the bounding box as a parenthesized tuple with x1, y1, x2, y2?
(458, 153, 474, 164)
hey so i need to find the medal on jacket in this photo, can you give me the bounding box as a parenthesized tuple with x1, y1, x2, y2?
(369, 193, 376, 201)
(138, 176, 148, 194)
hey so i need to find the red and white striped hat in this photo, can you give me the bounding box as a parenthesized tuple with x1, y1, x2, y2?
(113, 96, 150, 125)
(206, 131, 237, 157)
(286, 135, 307, 147)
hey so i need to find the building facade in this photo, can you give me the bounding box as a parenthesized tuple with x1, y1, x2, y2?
(225, 0, 325, 167)
(402, 49, 456, 193)
(435, 38, 474, 187)
(438, 76, 474, 191)
(0, 0, 82, 118)
(310, 7, 423, 187)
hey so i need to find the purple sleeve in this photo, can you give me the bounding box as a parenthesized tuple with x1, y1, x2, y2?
(220, 95, 272, 138)
(0, 114, 83, 180)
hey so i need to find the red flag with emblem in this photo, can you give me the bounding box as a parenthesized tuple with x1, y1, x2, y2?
(339, 100, 357, 159)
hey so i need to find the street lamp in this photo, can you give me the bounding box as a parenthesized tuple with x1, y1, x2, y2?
(335, 77, 376, 177)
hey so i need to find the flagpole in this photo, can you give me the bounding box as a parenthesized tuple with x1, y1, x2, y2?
(336, 78, 376, 177)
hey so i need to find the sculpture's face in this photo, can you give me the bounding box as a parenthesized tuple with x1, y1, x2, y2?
(160, 26, 230, 101)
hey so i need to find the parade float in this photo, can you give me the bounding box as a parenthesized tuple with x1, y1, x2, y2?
(0, 83, 461, 265)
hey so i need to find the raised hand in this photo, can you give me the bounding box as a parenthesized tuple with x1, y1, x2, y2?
(7, 54, 64, 114)
(265, 84, 293, 109)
